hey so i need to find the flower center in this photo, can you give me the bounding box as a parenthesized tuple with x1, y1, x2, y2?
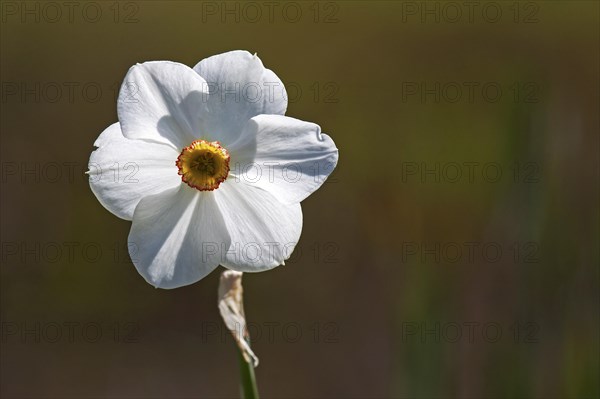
(176, 140, 230, 191)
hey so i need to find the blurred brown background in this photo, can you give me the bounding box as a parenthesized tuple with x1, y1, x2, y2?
(1, 1, 598, 398)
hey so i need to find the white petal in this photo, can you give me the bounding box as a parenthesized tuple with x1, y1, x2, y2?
(128, 186, 229, 289)
(88, 123, 181, 220)
(117, 61, 210, 149)
(214, 181, 302, 272)
(193, 50, 287, 146)
(229, 114, 339, 204)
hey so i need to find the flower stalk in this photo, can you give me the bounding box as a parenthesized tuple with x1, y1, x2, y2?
(218, 270, 260, 398)
(238, 344, 259, 398)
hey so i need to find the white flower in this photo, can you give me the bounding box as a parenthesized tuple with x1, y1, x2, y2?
(88, 50, 338, 289)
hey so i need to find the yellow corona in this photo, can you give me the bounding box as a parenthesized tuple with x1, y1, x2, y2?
(176, 140, 230, 191)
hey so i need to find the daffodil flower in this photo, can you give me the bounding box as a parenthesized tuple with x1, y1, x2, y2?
(88, 50, 338, 289)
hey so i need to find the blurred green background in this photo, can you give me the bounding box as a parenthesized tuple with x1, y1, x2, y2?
(1, 1, 598, 398)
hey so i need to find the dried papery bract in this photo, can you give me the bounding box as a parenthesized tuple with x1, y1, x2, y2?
(218, 270, 259, 367)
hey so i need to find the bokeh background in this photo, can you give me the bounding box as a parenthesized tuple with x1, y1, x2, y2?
(1, 1, 598, 398)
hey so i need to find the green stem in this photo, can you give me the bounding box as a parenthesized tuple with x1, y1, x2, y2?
(238, 346, 259, 399)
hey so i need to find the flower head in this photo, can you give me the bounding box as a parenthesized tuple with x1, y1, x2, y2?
(88, 50, 338, 289)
